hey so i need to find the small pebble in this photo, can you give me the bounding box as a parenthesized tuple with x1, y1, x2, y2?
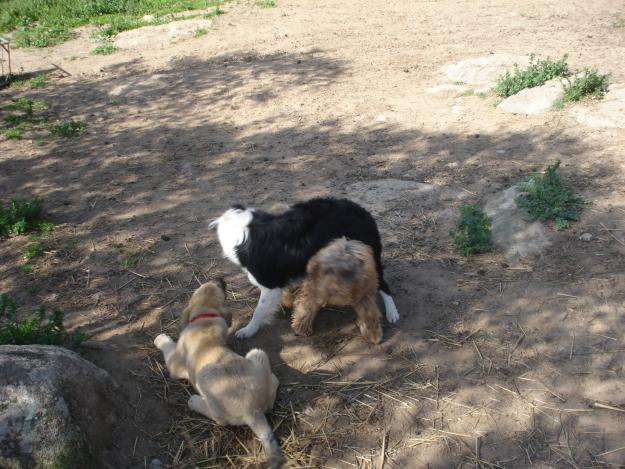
(579, 232, 592, 242)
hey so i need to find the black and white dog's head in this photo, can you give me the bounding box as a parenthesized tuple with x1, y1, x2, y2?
(209, 205, 254, 267)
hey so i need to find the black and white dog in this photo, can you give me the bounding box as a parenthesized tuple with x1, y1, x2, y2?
(210, 198, 399, 338)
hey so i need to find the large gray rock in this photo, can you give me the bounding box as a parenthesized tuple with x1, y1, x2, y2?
(0, 345, 118, 469)
(484, 186, 552, 262)
(497, 78, 565, 114)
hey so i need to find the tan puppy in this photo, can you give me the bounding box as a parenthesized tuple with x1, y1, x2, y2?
(283, 237, 383, 344)
(154, 281, 282, 468)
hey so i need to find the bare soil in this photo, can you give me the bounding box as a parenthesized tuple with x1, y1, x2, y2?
(2, 0, 625, 467)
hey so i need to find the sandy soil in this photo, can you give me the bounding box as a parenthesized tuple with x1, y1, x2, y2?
(2, 0, 625, 467)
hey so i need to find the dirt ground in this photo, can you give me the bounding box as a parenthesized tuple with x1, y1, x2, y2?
(2, 0, 625, 467)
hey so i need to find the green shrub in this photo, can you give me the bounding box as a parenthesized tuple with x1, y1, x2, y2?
(563, 69, 609, 102)
(23, 237, 46, 261)
(452, 205, 492, 256)
(256, 0, 276, 7)
(91, 43, 118, 55)
(48, 120, 86, 137)
(4, 128, 22, 139)
(0, 294, 84, 348)
(495, 55, 569, 97)
(0, 197, 46, 237)
(515, 161, 590, 230)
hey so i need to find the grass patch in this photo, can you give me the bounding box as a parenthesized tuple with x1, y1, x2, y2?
(452, 205, 492, 256)
(1, 0, 225, 48)
(563, 69, 609, 102)
(256, 0, 276, 7)
(23, 238, 46, 261)
(120, 254, 138, 269)
(4, 128, 22, 139)
(0, 294, 84, 348)
(10, 73, 52, 89)
(48, 119, 86, 137)
(0, 197, 48, 237)
(13, 23, 74, 48)
(91, 43, 118, 55)
(194, 27, 208, 37)
(22, 264, 33, 274)
(515, 161, 590, 231)
(495, 55, 569, 97)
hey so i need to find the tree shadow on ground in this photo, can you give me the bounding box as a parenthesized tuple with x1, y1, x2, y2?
(1, 49, 625, 468)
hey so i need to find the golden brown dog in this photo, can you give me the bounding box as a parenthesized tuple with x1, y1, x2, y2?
(283, 237, 383, 344)
(154, 281, 282, 468)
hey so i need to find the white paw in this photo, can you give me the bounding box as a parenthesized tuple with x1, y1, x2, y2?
(235, 323, 259, 339)
(188, 395, 204, 412)
(386, 306, 400, 324)
(154, 333, 172, 349)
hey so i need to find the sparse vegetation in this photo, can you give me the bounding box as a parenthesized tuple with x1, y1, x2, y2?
(256, 0, 276, 7)
(563, 69, 609, 102)
(120, 254, 138, 269)
(0, 197, 47, 237)
(10, 73, 52, 89)
(23, 238, 46, 261)
(194, 27, 208, 37)
(452, 205, 492, 256)
(495, 55, 569, 97)
(0, 0, 226, 47)
(48, 120, 86, 137)
(0, 294, 84, 348)
(515, 161, 590, 230)
(92, 43, 118, 55)
(4, 128, 22, 139)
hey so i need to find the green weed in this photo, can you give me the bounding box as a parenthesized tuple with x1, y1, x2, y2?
(48, 120, 86, 137)
(452, 205, 492, 256)
(91, 43, 118, 55)
(495, 55, 569, 97)
(13, 23, 74, 48)
(256, 0, 276, 7)
(10, 73, 51, 89)
(120, 254, 138, 269)
(23, 239, 46, 261)
(194, 27, 208, 37)
(515, 161, 590, 231)
(0, 197, 46, 237)
(0, 294, 84, 348)
(22, 264, 33, 274)
(563, 69, 609, 102)
(4, 128, 22, 139)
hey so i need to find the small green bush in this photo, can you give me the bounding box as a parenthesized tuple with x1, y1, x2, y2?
(48, 120, 85, 137)
(515, 161, 590, 230)
(563, 69, 609, 102)
(91, 43, 118, 55)
(256, 0, 276, 7)
(0, 197, 45, 237)
(4, 128, 22, 139)
(452, 205, 492, 256)
(0, 294, 84, 348)
(495, 55, 569, 97)
(23, 238, 46, 261)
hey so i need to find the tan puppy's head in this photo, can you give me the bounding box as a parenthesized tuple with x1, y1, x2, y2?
(180, 279, 232, 329)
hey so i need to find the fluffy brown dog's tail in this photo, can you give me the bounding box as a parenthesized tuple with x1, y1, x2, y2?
(247, 414, 283, 469)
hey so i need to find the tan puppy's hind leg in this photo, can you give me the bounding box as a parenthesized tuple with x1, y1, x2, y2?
(188, 395, 227, 425)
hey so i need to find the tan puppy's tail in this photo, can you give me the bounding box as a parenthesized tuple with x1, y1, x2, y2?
(247, 414, 283, 469)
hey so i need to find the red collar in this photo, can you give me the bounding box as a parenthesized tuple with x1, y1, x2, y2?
(190, 311, 219, 323)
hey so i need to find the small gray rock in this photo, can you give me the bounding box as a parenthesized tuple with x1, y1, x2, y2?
(579, 232, 593, 242)
(497, 78, 565, 115)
